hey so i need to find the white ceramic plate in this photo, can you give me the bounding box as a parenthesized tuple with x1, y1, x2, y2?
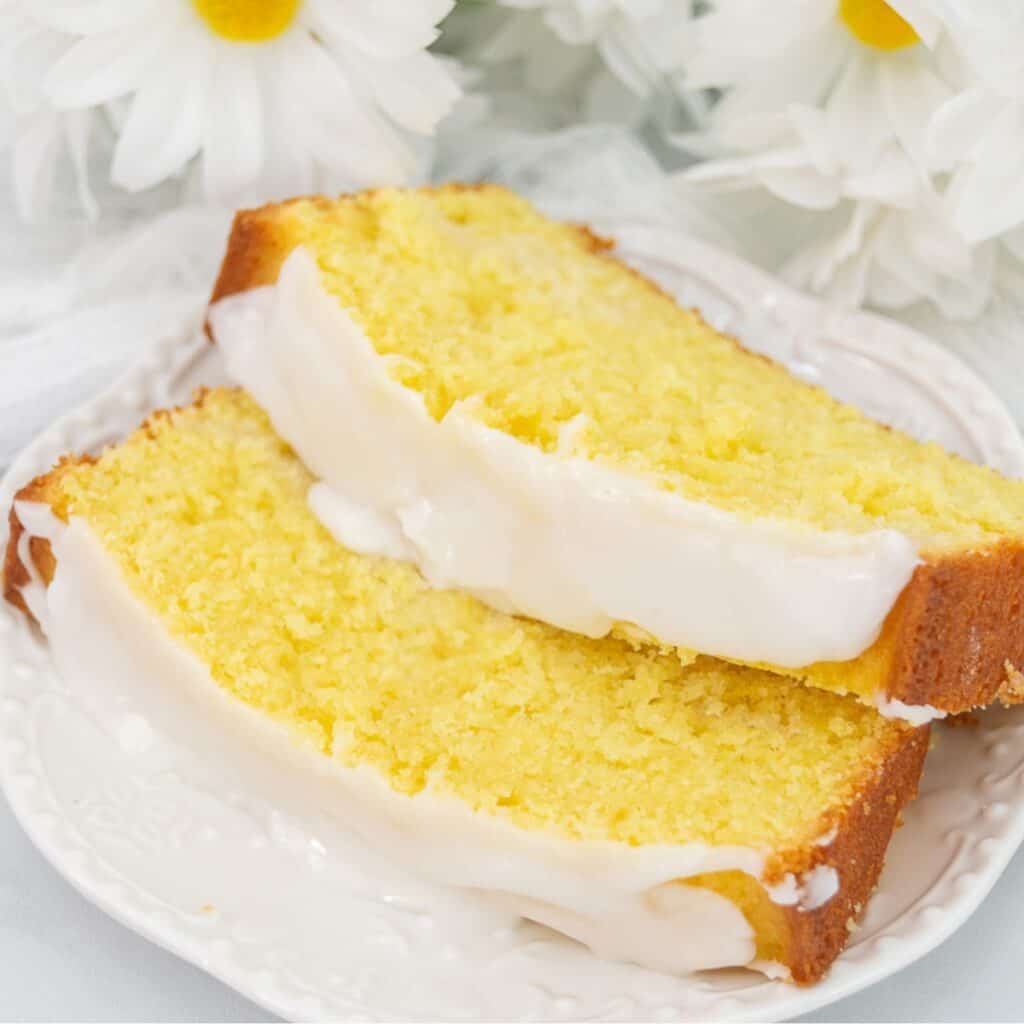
(2, 226, 1024, 1023)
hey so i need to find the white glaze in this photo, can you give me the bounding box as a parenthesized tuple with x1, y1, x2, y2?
(815, 826, 839, 847)
(208, 248, 920, 670)
(766, 865, 840, 911)
(11, 501, 847, 979)
(875, 695, 947, 726)
(307, 482, 414, 563)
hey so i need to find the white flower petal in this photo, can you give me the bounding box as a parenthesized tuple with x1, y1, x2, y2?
(758, 164, 842, 210)
(34, 0, 159, 36)
(927, 86, 994, 170)
(691, 0, 834, 68)
(782, 205, 877, 308)
(3, 20, 69, 113)
(688, 147, 843, 209)
(879, 54, 952, 170)
(254, 32, 330, 199)
(682, 150, 782, 188)
(201, 47, 265, 203)
(703, 25, 848, 123)
(947, 101, 1024, 242)
(276, 33, 412, 188)
(844, 145, 919, 207)
(787, 104, 840, 175)
(259, 92, 316, 200)
(866, 264, 921, 311)
(938, 1, 1024, 82)
(45, 20, 166, 107)
(907, 212, 974, 278)
(823, 201, 875, 278)
(825, 52, 888, 175)
(313, 84, 414, 186)
(688, 108, 794, 155)
(306, 0, 452, 59)
(674, 0, 1006, 319)
(352, 49, 460, 135)
(886, 0, 943, 47)
(111, 41, 210, 192)
(878, 216, 994, 320)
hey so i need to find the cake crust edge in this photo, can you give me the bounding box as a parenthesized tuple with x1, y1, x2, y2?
(3, 459, 76, 621)
(878, 549, 1024, 711)
(767, 722, 928, 983)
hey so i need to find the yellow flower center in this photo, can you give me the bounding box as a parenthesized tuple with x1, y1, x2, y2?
(192, 0, 302, 42)
(838, 0, 919, 51)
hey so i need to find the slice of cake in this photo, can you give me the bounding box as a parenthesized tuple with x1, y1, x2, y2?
(206, 185, 1024, 719)
(4, 389, 927, 985)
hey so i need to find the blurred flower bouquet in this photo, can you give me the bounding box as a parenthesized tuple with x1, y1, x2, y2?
(2, 0, 1024, 324)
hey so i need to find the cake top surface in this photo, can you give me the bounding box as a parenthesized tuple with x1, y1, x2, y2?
(229, 185, 1024, 551)
(44, 389, 911, 854)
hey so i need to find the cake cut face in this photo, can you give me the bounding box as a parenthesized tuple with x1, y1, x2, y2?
(211, 186, 1022, 549)
(5, 389, 927, 985)
(208, 185, 1024, 716)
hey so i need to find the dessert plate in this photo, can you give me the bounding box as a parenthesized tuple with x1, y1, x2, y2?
(2, 224, 1024, 1023)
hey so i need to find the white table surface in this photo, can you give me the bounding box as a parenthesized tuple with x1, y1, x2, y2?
(1, 787, 1023, 1022)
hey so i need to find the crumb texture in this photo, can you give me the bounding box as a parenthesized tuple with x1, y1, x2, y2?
(244, 186, 1024, 552)
(50, 390, 913, 853)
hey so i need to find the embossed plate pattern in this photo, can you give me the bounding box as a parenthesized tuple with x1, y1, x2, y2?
(2, 226, 1024, 1022)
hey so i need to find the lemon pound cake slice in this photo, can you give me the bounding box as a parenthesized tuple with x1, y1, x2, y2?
(5, 389, 928, 985)
(207, 185, 1024, 720)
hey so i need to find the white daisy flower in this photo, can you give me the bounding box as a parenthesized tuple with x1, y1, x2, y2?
(36, 0, 461, 205)
(927, 0, 1024, 245)
(680, 0, 996, 315)
(684, 0, 954, 205)
(0, 2, 95, 221)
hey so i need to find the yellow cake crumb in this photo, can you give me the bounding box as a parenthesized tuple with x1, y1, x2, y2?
(259, 186, 1024, 553)
(51, 389, 914, 852)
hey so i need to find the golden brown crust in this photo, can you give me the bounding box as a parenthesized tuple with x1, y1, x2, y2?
(4, 506, 33, 619)
(878, 545, 1024, 711)
(770, 725, 929, 984)
(2, 459, 83, 622)
(205, 186, 1024, 717)
(208, 206, 292, 319)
